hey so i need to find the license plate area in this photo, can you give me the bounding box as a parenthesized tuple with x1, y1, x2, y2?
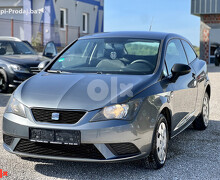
(30, 128, 81, 145)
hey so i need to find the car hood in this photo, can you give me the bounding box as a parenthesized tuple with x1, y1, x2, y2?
(0, 55, 49, 66)
(14, 72, 155, 111)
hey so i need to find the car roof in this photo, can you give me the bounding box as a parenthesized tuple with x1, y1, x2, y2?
(0, 36, 21, 42)
(79, 31, 184, 41)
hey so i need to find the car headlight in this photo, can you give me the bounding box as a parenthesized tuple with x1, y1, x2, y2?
(5, 97, 26, 118)
(91, 99, 142, 122)
(10, 64, 30, 73)
(103, 104, 129, 119)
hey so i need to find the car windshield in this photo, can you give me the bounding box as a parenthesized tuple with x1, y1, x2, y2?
(0, 41, 36, 55)
(49, 38, 160, 75)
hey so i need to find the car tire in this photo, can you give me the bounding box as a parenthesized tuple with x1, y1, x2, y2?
(215, 58, 219, 66)
(193, 92, 209, 130)
(0, 69, 9, 93)
(141, 114, 169, 169)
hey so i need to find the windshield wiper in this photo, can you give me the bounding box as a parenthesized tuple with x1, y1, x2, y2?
(47, 70, 71, 74)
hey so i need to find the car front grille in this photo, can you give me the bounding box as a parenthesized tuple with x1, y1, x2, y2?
(107, 143, 140, 156)
(3, 134, 14, 146)
(30, 67, 40, 74)
(15, 139, 105, 160)
(31, 108, 86, 124)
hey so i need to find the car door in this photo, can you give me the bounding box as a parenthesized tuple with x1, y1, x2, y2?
(181, 40, 205, 116)
(165, 39, 198, 134)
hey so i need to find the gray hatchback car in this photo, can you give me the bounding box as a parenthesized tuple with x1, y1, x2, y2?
(2, 32, 210, 169)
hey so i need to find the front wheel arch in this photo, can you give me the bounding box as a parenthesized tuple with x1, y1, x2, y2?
(0, 68, 9, 93)
(149, 106, 171, 155)
(141, 114, 169, 169)
(159, 107, 172, 139)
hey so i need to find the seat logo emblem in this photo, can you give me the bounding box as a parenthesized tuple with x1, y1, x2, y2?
(51, 113, 60, 120)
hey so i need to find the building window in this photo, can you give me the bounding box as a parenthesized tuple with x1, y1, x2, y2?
(82, 13, 88, 33)
(60, 8, 66, 30)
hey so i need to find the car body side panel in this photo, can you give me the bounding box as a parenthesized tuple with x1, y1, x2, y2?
(135, 76, 174, 139)
(160, 36, 200, 136)
(168, 59, 210, 137)
(170, 68, 197, 132)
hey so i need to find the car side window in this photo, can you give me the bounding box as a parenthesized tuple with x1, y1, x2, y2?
(181, 40, 197, 64)
(0, 42, 14, 55)
(165, 39, 188, 75)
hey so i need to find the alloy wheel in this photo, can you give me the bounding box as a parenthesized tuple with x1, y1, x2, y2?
(203, 96, 209, 127)
(156, 122, 167, 163)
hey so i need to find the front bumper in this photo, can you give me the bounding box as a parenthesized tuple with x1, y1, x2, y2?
(3, 142, 147, 163)
(2, 110, 154, 162)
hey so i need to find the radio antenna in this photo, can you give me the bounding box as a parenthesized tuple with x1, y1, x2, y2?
(149, 17, 154, 31)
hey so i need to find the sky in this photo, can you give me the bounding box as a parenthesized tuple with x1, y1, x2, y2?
(104, 0, 200, 47)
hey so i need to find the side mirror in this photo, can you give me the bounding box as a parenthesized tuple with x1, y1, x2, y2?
(38, 60, 50, 71)
(43, 41, 57, 59)
(45, 52, 54, 58)
(171, 64, 191, 81)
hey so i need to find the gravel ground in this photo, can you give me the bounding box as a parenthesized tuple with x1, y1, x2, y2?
(0, 64, 220, 180)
